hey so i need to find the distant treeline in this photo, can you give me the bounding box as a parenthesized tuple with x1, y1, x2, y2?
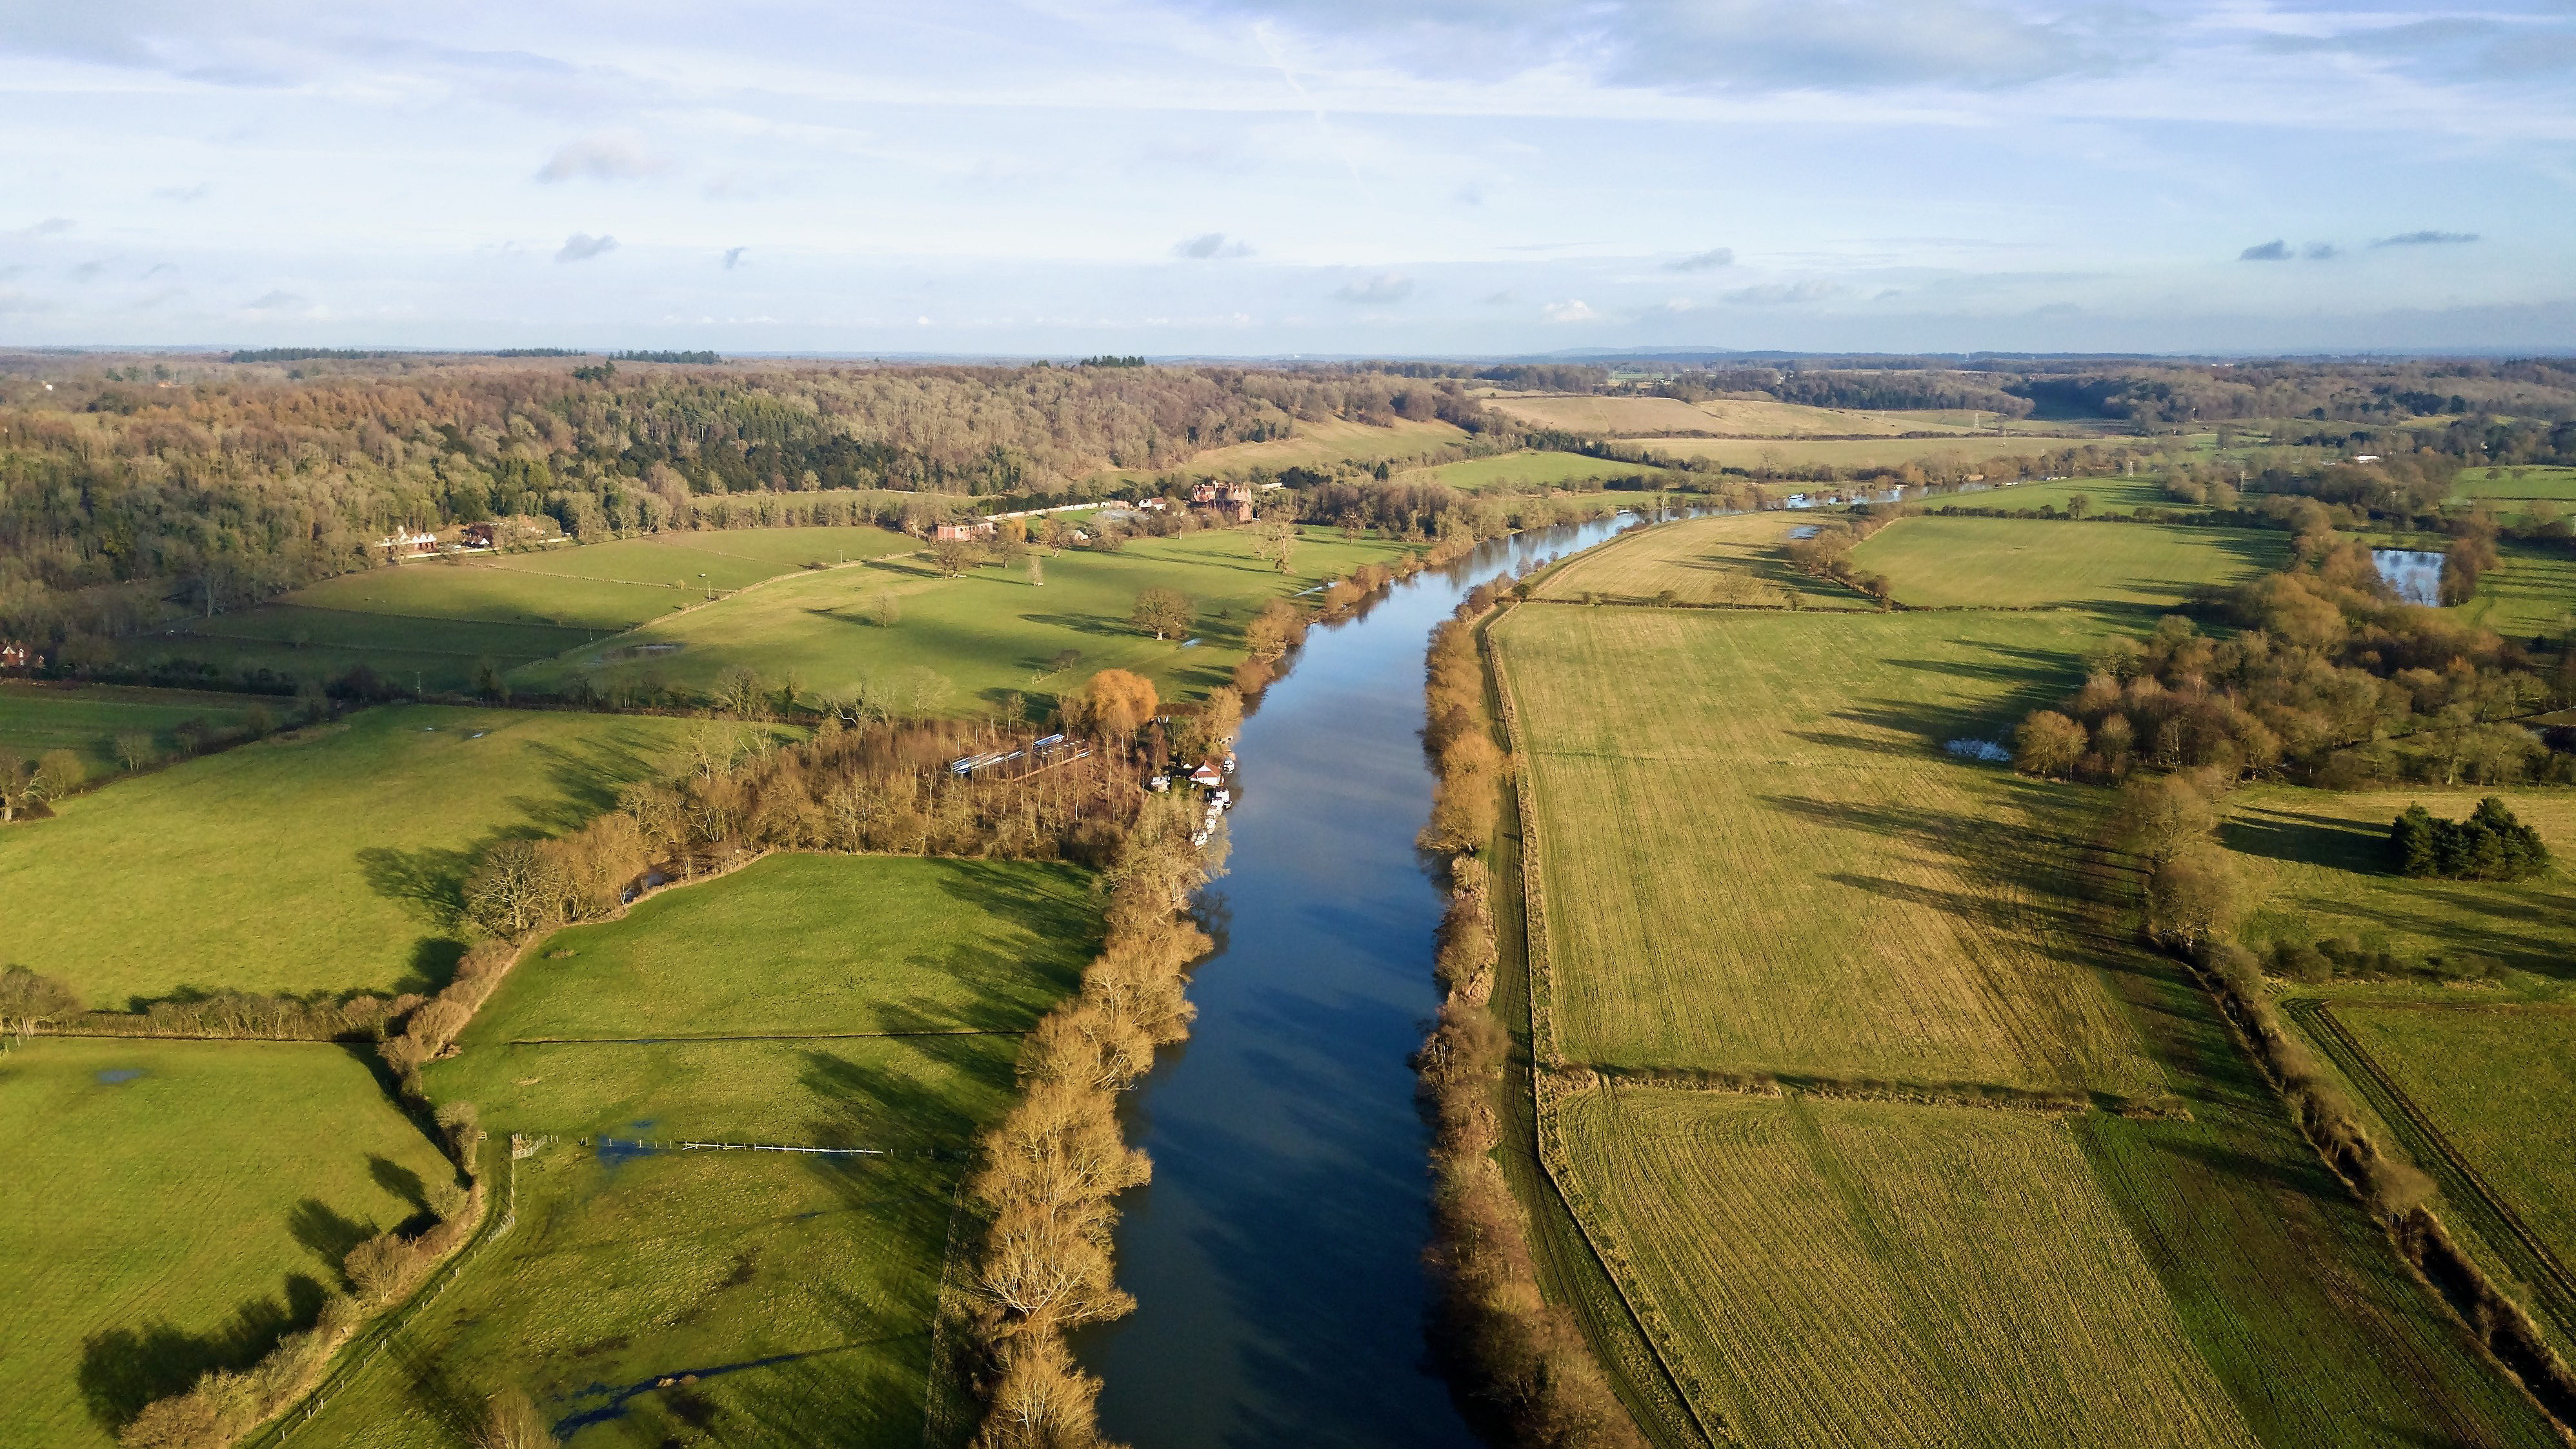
(612, 350, 722, 364)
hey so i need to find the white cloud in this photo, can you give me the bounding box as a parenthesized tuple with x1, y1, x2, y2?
(536, 132, 669, 184)
(556, 233, 618, 263)
(1722, 279, 1840, 305)
(1542, 299, 1599, 321)
(1172, 232, 1254, 259)
(1664, 248, 1734, 272)
(1334, 272, 1414, 303)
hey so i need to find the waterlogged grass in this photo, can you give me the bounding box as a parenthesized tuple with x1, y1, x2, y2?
(1495, 605, 2160, 1094)
(0, 705, 703, 1005)
(301, 858, 1090, 1447)
(0, 1039, 456, 1449)
(1848, 517, 2284, 612)
(2222, 785, 2576, 983)
(0, 683, 273, 777)
(1529, 513, 1864, 609)
(516, 526, 1416, 713)
(290, 1145, 967, 1449)
(1554, 1088, 2259, 1449)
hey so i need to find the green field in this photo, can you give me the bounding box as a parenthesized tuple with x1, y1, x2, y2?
(1402, 450, 1678, 491)
(2339, 1006, 2576, 1290)
(2223, 786, 2576, 980)
(2449, 466, 2576, 505)
(1494, 605, 2159, 1094)
(292, 854, 1083, 1448)
(2457, 545, 2576, 641)
(515, 525, 1414, 713)
(1847, 517, 2285, 612)
(1633, 433, 2089, 472)
(123, 528, 916, 693)
(0, 683, 275, 777)
(1555, 1087, 2259, 1449)
(1943, 475, 2177, 513)
(292, 1144, 968, 1449)
(0, 1038, 456, 1449)
(1529, 512, 1865, 608)
(0, 705, 702, 1006)
(1103, 417, 1471, 485)
(1483, 394, 2017, 439)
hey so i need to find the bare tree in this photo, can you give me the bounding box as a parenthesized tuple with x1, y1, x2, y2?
(1129, 588, 1195, 641)
(114, 730, 157, 773)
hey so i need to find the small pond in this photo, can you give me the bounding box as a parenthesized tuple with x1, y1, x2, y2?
(2373, 548, 2446, 606)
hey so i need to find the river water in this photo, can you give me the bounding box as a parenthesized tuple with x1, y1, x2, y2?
(1078, 513, 1646, 1449)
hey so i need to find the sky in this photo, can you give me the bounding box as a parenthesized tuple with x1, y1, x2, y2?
(1, 0, 2571, 356)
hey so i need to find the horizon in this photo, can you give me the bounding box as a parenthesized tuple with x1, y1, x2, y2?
(5, 1, 2572, 356)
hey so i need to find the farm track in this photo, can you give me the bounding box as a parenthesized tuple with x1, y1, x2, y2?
(503, 1028, 1023, 1044)
(2288, 998, 2576, 1343)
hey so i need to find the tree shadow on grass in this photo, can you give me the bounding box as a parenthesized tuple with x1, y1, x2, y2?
(2222, 806, 2388, 873)
(77, 1275, 329, 1432)
(286, 1198, 375, 1279)
(795, 1034, 1018, 1161)
(356, 844, 476, 928)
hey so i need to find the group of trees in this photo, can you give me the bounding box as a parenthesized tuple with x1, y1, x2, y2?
(2013, 541, 2572, 788)
(2389, 797, 2551, 880)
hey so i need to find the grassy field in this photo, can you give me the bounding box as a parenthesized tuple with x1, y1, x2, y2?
(0, 705, 703, 1006)
(123, 528, 916, 693)
(1484, 394, 2011, 439)
(437, 854, 1091, 1061)
(2449, 466, 2576, 505)
(1105, 417, 1470, 485)
(2222, 785, 2576, 981)
(514, 526, 1414, 714)
(291, 1144, 969, 1449)
(1529, 513, 1867, 609)
(1938, 475, 2175, 513)
(2336, 1005, 2576, 1288)
(1633, 434, 2091, 472)
(294, 854, 1087, 1448)
(0, 683, 275, 777)
(1494, 605, 2160, 1094)
(0, 1038, 456, 1449)
(1847, 517, 2285, 612)
(1400, 450, 1680, 492)
(2457, 545, 2576, 641)
(1553, 1087, 2259, 1449)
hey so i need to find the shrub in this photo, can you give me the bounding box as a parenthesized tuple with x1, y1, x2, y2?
(2388, 797, 2551, 881)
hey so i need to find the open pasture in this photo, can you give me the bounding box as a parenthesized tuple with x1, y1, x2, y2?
(1553, 1088, 2257, 1449)
(1935, 475, 2173, 514)
(2448, 466, 2576, 505)
(1485, 394, 2000, 439)
(0, 1039, 456, 1449)
(1115, 417, 1470, 483)
(0, 705, 701, 1006)
(480, 528, 912, 592)
(1847, 517, 2284, 612)
(1529, 512, 1866, 608)
(291, 1145, 967, 1449)
(2457, 545, 2576, 641)
(2336, 1005, 2576, 1292)
(446, 854, 1092, 1048)
(2222, 786, 2576, 982)
(1494, 605, 2159, 1094)
(1401, 449, 1678, 492)
(516, 525, 1413, 713)
(0, 683, 274, 777)
(1635, 433, 2088, 472)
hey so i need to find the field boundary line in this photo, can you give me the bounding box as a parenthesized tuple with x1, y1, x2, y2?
(246, 1136, 520, 1448)
(247, 601, 604, 632)
(2289, 999, 2576, 1337)
(1487, 601, 1727, 1447)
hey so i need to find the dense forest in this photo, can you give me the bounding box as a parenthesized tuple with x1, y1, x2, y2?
(0, 359, 1496, 644)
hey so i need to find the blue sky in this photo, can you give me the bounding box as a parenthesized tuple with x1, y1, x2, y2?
(1, 0, 2570, 355)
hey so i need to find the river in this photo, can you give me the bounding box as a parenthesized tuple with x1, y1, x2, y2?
(1078, 512, 1648, 1449)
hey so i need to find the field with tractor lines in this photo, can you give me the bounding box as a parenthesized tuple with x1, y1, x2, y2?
(1549, 1086, 2258, 1449)
(1494, 605, 2159, 1094)
(1846, 517, 2285, 611)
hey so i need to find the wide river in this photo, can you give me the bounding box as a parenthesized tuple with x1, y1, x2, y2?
(1078, 512, 1648, 1448)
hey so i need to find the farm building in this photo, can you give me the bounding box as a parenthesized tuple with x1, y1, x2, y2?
(377, 530, 439, 557)
(934, 519, 999, 543)
(0, 640, 33, 669)
(459, 521, 498, 548)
